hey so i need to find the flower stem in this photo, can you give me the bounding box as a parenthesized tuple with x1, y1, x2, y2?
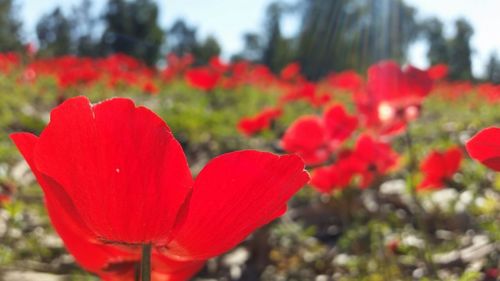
(141, 244, 152, 281)
(404, 126, 437, 278)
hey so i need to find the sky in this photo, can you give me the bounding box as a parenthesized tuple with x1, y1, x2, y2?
(19, 0, 500, 77)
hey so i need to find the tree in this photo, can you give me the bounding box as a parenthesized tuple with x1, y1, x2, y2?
(71, 0, 100, 57)
(262, 1, 294, 73)
(36, 7, 73, 56)
(192, 35, 221, 65)
(0, 0, 23, 52)
(486, 52, 500, 84)
(422, 17, 449, 65)
(448, 18, 473, 80)
(296, 0, 347, 79)
(233, 32, 263, 62)
(101, 0, 165, 65)
(167, 19, 198, 56)
(36, 1, 101, 57)
(296, 0, 420, 79)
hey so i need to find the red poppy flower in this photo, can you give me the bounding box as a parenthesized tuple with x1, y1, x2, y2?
(209, 56, 228, 73)
(13, 132, 205, 281)
(0, 52, 20, 73)
(466, 127, 500, 171)
(281, 105, 357, 165)
(310, 151, 355, 193)
(280, 62, 301, 81)
(323, 105, 358, 141)
(142, 81, 159, 94)
(281, 82, 316, 104)
(237, 107, 282, 136)
(185, 67, 221, 91)
(279, 82, 330, 107)
(418, 147, 462, 190)
(356, 61, 433, 136)
(477, 84, 500, 103)
(56, 58, 101, 89)
(326, 70, 363, 92)
(162, 53, 194, 82)
(427, 64, 448, 80)
(11, 97, 309, 266)
(281, 116, 328, 164)
(349, 135, 399, 188)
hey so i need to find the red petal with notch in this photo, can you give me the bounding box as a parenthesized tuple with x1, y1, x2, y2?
(281, 116, 329, 165)
(33, 96, 193, 244)
(10, 132, 137, 273)
(466, 127, 500, 171)
(418, 147, 462, 190)
(323, 104, 358, 143)
(165, 150, 309, 260)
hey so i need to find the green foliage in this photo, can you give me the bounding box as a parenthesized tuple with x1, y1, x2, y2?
(296, 0, 420, 79)
(485, 52, 500, 84)
(167, 19, 198, 57)
(0, 0, 23, 52)
(192, 35, 221, 65)
(422, 17, 449, 65)
(262, 1, 295, 73)
(36, 8, 73, 57)
(72, 0, 101, 57)
(35, 0, 102, 57)
(101, 0, 165, 65)
(449, 18, 474, 80)
(233, 32, 263, 62)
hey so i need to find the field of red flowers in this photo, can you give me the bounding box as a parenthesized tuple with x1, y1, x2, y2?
(0, 52, 498, 281)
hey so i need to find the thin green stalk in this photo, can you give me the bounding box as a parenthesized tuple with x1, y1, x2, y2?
(404, 126, 437, 278)
(141, 244, 152, 281)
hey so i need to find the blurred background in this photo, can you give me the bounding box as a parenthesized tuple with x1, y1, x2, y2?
(0, 0, 499, 281)
(0, 0, 497, 80)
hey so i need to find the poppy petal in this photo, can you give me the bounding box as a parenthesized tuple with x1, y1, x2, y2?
(10, 133, 137, 273)
(281, 116, 329, 165)
(152, 253, 205, 281)
(166, 150, 309, 260)
(466, 127, 500, 171)
(33, 96, 193, 244)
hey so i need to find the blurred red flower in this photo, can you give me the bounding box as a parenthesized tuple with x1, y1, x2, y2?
(418, 147, 462, 190)
(281, 81, 316, 103)
(356, 60, 433, 136)
(142, 81, 159, 94)
(349, 135, 399, 188)
(237, 107, 282, 136)
(466, 127, 500, 171)
(162, 53, 194, 82)
(310, 150, 355, 193)
(427, 64, 448, 80)
(281, 105, 357, 165)
(11, 97, 309, 277)
(326, 70, 363, 92)
(0, 52, 19, 73)
(209, 56, 229, 73)
(310, 135, 399, 191)
(185, 67, 221, 91)
(280, 62, 301, 81)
